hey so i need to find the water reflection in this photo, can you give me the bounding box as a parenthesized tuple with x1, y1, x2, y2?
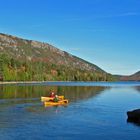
(0, 85, 108, 113)
(1, 84, 140, 139)
(58, 86, 108, 102)
(0, 85, 108, 102)
(0, 85, 108, 129)
(127, 118, 140, 127)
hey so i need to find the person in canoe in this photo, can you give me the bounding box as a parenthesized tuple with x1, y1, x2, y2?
(53, 95, 59, 102)
(50, 92, 55, 98)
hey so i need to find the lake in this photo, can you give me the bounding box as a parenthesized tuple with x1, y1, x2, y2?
(0, 82, 140, 140)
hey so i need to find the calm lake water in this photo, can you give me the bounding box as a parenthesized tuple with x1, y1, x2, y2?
(0, 82, 140, 140)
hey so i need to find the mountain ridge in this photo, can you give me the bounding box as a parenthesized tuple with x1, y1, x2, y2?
(0, 33, 104, 72)
(0, 33, 115, 81)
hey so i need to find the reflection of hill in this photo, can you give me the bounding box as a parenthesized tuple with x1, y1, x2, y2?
(0, 85, 108, 112)
(0, 85, 108, 102)
(0, 85, 108, 129)
(0, 85, 54, 99)
(57, 86, 108, 102)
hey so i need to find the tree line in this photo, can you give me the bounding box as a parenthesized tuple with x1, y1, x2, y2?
(0, 53, 116, 81)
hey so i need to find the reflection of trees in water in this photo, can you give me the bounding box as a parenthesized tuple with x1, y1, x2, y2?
(0, 85, 108, 128)
(0, 85, 108, 102)
(57, 86, 108, 102)
(0, 85, 51, 99)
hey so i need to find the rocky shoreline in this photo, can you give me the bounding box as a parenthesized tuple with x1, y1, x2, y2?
(0, 81, 45, 85)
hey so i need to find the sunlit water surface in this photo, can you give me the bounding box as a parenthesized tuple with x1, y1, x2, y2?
(0, 82, 140, 140)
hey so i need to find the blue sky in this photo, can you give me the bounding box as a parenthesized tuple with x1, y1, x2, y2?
(0, 0, 140, 75)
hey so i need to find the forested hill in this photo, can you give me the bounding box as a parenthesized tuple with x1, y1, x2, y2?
(119, 71, 140, 81)
(0, 33, 115, 81)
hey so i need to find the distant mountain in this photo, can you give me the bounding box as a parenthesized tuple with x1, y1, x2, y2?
(0, 33, 115, 81)
(119, 71, 140, 81)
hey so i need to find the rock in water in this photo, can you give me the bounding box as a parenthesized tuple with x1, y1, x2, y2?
(127, 109, 140, 123)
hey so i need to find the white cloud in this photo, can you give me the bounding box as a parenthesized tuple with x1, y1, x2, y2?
(87, 12, 140, 19)
(69, 48, 81, 51)
(112, 12, 140, 17)
(62, 12, 140, 22)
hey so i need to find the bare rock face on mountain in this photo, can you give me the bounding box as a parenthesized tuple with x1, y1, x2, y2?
(0, 33, 103, 72)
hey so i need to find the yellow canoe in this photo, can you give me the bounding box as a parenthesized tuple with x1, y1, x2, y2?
(41, 96, 64, 102)
(44, 99, 68, 106)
